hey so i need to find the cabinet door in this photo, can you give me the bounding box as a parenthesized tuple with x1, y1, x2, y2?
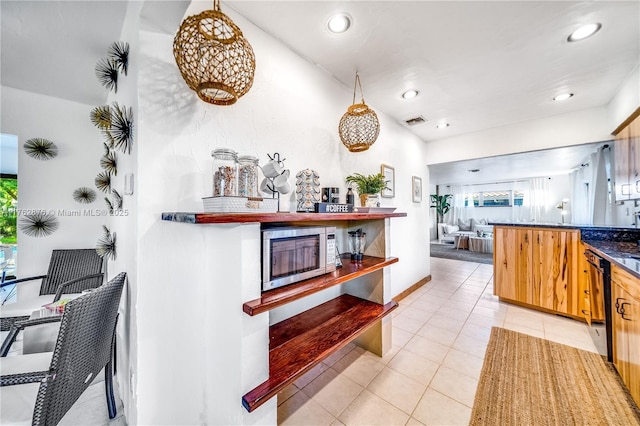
(494, 227, 517, 300)
(628, 293, 640, 405)
(612, 281, 625, 378)
(515, 228, 533, 305)
(564, 231, 582, 317)
(531, 229, 579, 315)
(579, 243, 605, 324)
(611, 266, 640, 405)
(494, 226, 533, 304)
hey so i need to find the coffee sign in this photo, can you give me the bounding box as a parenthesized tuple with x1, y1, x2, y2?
(314, 203, 354, 213)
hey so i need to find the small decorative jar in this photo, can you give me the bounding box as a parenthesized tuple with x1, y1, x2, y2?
(365, 194, 380, 207)
(211, 148, 238, 197)
(237, 155, 260, 198)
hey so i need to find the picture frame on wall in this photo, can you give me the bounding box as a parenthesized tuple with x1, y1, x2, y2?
(381, 164, 395, 198)
(412, 176, 422, 203)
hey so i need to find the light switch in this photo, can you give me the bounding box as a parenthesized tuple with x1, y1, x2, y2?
(124, 173, 134, 195)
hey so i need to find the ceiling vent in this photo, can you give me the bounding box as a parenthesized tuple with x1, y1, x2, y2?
(404, 116, 427, 126)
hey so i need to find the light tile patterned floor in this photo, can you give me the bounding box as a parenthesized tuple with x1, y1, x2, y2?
(277, 257, 602, 426)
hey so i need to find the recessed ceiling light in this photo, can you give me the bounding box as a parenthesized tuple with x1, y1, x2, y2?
(436, 122, 450, 129)
(553, 93, 574, 101)
(567, 23, 602, 42)
(402, 89, 419, 99)
(327, 13, 351, 34)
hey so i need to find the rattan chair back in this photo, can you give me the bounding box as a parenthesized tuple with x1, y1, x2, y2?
(31, 272, 126, 426)
(39, 249, 104, 296)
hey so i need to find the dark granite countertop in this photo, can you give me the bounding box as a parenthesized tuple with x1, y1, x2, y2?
(488, 222, 640, 234)
(583, 240, 640, 278)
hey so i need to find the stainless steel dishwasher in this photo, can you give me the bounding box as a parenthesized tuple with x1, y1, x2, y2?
(584, 249, 612, 362)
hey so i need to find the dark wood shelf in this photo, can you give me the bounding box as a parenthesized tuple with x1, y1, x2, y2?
(243, 254, 398, 316)
(242, 294, 398, 412)
(162, 211, 407, 224)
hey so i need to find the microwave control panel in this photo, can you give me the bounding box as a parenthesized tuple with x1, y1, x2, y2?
(327, 233, 336, 265)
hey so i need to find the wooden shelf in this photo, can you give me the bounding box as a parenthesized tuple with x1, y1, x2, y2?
(241, 294, 398, 412)
(243, 254, 398, 316)
(162, 211, 407, 224)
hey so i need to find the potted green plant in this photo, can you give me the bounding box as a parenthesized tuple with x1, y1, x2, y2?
(430, 194, 452, 225)
(346, 173, 389, 206)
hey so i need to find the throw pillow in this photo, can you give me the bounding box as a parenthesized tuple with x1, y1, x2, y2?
(457, 218, 472, 231)
(444, 224, 459, 235)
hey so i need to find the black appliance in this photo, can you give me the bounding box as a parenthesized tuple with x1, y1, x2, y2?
(584, 249, 612, 362)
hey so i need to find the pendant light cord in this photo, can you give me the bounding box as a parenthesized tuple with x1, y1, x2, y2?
(352, 73, 366, 105)
(213, 0, 221, 11)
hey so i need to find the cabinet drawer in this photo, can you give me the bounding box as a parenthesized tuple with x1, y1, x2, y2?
(611, 266, 640, 300)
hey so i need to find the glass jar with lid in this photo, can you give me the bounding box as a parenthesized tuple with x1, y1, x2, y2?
(237, 155, 260, 198)
(211, 148, 238, 197)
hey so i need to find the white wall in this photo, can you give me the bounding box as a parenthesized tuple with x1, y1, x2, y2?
(132, 1, 430, 424)
(108, 1, 142, 423)
(0, 87, 107, 298)
(424, 106, 612, 166)
(608, 64, 639, 130)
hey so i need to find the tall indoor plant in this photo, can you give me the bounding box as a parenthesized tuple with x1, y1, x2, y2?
(346, 173, 388, 206)
(430, 193, 452, 225)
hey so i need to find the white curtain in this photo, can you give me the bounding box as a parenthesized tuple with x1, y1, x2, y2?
(569, 147, 612, 226)
(520, 177, 549, 222)
(448, 185, 475, 224)
(570, 167, 589, 225)
(590, 148, 609, 225)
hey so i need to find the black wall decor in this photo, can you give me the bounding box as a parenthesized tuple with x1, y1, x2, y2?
(95, 171, 112, 193)
(90, 105, 112, 130)
(108, 41, 129, 76)
(73, 187, 97, 204)
(96, 225, 117, 260)
(95, 58, 119, 93)
(19, 211, 59, 237)
(100, 151, 118, 176)
(111, 189, 123, 210)
(108, 103, 134, 154)
(23, 138, 58, 160)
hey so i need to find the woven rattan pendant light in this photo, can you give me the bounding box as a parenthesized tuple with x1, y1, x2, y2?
(173, 0, 256, 105)
(338, 73, 380, 152)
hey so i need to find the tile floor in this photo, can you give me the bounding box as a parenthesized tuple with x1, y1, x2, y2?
(1, 257, 602, 425)
(1, 326, 126, 426)
(276, 257, 603, 426)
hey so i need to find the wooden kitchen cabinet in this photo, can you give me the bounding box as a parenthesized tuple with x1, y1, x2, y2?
(613, 109, 640, 200)
(611, 263, 640, 406)
(580, 243, 605, 324)
(494, 226, 584, 318)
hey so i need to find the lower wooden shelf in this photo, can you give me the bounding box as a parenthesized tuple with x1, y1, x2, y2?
(241, 294, 398, 412)
(243, 255, 399, 316)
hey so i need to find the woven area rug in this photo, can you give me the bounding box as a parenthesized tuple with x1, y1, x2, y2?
(429, 243, 493, 264)
(470, 327, 640, 425)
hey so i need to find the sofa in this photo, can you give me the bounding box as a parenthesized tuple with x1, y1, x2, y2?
(437, 218, 494, 244)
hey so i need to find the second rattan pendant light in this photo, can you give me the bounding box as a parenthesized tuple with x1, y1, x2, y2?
(339, 73, 380, 152)
(173, 0, 256, 105)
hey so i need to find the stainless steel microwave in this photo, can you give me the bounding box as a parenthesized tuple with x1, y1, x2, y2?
(262, 226, 337, 291)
